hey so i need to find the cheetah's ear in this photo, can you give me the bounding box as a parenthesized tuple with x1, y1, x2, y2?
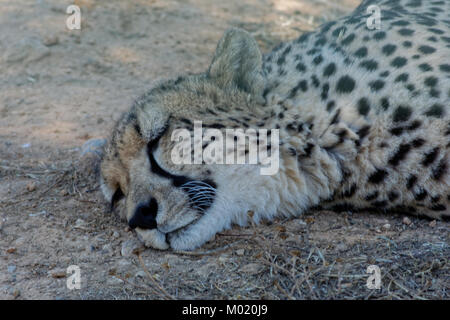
(208, 28, 265, 103)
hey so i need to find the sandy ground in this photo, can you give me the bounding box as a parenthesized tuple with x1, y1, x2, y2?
(0, 0, 448, 300)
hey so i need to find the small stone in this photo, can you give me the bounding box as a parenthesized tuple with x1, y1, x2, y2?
(218, 256, 228, 263)
(196, 263, 215, 277)
(135, 271, 146, 278)
(164, 254, 179, 264)
(336, 243, 347, 251)
(4, 38, 50, 63)
(121, 239, 143, 257)
(74, 219, 85, 228)
(402, 217, 412, 225)
(106, 276, 124, 285)
(278, 232, 289, 240)
(112, 231, 120, 239)
(26, 182, 36, 192)
(12, 289, 20, 298)
(161, 262, 170, 270)
(429, 220, 436, 228)
(382, 223, 391, 231)
(305, 217, 315, 224)
(240, 263, 262, 275)
(6, 248, 16, 254)
(29, 210, 46, 217)
(7, 265, 16, 273)
(42, 35, 59, 46)
(80, 138, 106, 158)
(60, 189, 68, 196)
(50, 270, 66, 279)
(235, 249, 245, 256)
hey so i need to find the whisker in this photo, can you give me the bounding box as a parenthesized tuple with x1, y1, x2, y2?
(180, 179, 216, 213)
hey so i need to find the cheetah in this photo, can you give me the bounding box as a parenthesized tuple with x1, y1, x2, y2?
(100, 0, 450, 250)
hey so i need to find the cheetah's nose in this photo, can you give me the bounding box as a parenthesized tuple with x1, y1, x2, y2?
(128, 198, 158, 230)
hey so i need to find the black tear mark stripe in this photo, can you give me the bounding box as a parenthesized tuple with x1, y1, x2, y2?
(148, 143, 189, 187)
(148, 141, 217, 213)
(147, 128, 216, 189)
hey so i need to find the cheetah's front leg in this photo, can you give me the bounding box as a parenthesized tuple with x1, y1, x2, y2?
(167, 209, 232, 251)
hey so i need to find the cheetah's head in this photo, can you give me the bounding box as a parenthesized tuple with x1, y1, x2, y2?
(100, 28, 271, 250)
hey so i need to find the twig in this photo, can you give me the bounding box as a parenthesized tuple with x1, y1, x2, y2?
(113, 274, 161, 297)
(173, 239, 245, 256)
(273, 280, 295, 300)
(137, 254, 175, 300)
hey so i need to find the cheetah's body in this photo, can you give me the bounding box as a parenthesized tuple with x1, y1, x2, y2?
(100, 0, 450, 250)
(260, 0, 450, 217)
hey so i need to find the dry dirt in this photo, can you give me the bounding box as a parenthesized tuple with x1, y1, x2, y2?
(0, 0, 448, 300)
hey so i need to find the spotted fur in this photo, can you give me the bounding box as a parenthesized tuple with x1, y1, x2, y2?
(100, 0, 449, 250)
